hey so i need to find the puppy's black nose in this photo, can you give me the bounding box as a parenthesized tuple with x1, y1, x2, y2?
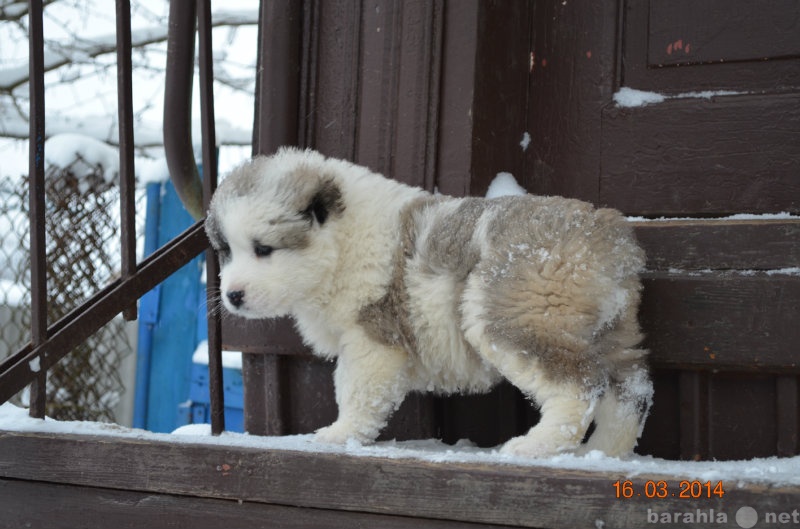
(226, 290, 245, 308)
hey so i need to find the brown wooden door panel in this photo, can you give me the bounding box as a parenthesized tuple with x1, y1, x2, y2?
(648, 0, 800, 67)
(600, 93, 800, 216)
(624, 0, 800, 92)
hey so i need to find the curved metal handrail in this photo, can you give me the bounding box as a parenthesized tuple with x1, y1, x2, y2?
(164, 1, 204, 220)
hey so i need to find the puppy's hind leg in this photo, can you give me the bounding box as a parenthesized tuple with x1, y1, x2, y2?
(472, 337, 597, 458)
(500, 372, 598, 458)
(314, 332, 411, 445)
(578, 359, 652, 457)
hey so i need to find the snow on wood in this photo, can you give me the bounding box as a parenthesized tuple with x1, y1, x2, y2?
(1, 402, 799, 486)
(613, 87, 747, 108)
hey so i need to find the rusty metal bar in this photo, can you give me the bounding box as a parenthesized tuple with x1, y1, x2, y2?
(0, 222, 208, 406)
(164, 0, 204, 220)
(197, 0, 224, 436)
(116, 0, 137, 321)
(27, 0, 47, 419)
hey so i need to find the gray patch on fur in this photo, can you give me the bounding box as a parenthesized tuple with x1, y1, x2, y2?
(204, 211, 231, 263)
(356, 197, 438, 353)
(267, 217, 313, 250)
(416, 198, 484, 278)
(224, 156, 267, 199)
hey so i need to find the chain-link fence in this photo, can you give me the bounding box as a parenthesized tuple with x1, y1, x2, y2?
(0, 160, 141, 422)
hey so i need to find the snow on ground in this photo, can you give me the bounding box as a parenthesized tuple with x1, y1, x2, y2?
(1, 402, 798, 487)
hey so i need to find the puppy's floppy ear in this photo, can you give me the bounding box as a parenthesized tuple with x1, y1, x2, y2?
(302, 178, 344, 225)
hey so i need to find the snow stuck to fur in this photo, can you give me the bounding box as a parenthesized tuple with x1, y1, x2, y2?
(486, 172, 527, 199)
(1, 402, 799, 486)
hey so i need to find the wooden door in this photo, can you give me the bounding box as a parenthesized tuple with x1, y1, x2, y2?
(226, 0, 800, 460)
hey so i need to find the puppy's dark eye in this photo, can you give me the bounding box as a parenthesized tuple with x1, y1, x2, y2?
(254, 244, 274, 258)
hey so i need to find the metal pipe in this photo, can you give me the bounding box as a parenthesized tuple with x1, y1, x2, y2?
(164, 1, 204, 220)
(197, 0, 225, 436)
(27, 0, 47, 419)
(0, 222, 209, 406)
(116, 0, 138, 321)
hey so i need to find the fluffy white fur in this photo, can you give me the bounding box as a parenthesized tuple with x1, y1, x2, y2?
(205, 148, 653, 458)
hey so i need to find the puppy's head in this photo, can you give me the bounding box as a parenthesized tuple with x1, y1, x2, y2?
(205, 147, 345, 318)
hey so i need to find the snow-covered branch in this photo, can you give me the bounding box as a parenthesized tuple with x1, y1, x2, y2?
(0, 7, 258, 93)
(0, 0, 58, 23)
(0, 112, 252, 148)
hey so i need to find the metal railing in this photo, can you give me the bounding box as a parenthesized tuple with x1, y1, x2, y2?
(0, 0, 225, 435)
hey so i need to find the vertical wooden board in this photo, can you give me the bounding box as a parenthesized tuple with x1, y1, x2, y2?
(434, 0, 479, 198)
(679, 371, 709, 461)
(601, 93, 800, 216)
(242, 353, 285, 436)
(637, 371, 681, 459)
(525, 0, 618, 203)
(776, 376, 800, 457)
(708, 373, 778, 460)
(381, 393, 438, 442)
(353, 0, 444, 189)
(310, 0, 361, 159)
(469, 0, 532, 196)
(354, 0, 401, 176)
(435, 382, 531, 448)
(391, 1, 443, 191)
(284, 355, 337, 435)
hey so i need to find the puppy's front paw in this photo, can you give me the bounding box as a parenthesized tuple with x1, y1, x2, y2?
(314, 420, 371, 445)
(500, 431, 577, 459)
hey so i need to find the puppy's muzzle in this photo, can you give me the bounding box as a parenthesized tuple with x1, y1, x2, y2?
(226, 290, 245, 308)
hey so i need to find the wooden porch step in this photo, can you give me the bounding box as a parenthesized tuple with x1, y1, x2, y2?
(1, 430, 798, 528)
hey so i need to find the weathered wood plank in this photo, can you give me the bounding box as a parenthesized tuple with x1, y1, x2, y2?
(633, 220, 800, 271)
(0, 478, 505, 529)
(1, 432, 799, 529)
(641, 273, 799, 372)
(647, 0, 800, 67)
(601, 93, 800, 216)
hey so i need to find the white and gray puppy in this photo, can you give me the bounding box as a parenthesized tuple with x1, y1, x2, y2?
(205, 147, 652, 457)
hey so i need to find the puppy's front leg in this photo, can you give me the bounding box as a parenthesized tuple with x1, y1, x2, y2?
(315, 333, 410, 445)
